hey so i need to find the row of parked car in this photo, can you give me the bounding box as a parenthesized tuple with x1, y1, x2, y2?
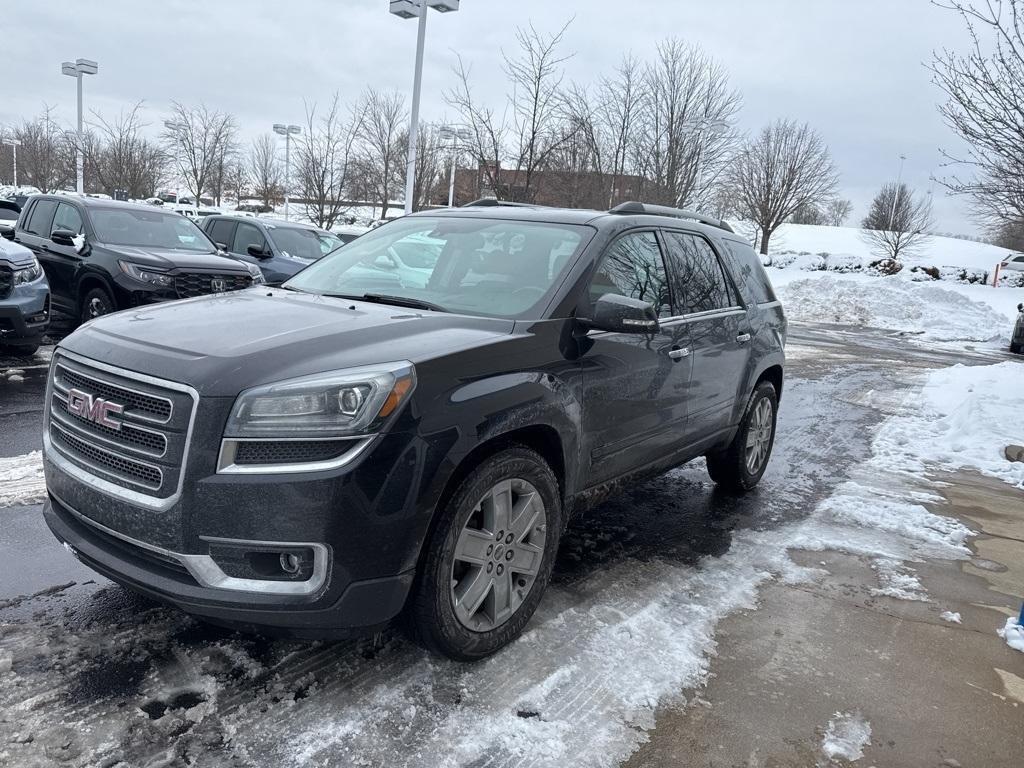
(0, 194, 365, 356)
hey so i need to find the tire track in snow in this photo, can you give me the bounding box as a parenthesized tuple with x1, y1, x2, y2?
(0, 450, 45, 507)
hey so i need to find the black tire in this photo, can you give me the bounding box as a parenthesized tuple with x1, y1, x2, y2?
(1, 343, 40, 358)
(1011, 342, 1022, 355)
(705, 380, 778, 493)
(80, 286, 116, 323)
(409, 446, 562, 661)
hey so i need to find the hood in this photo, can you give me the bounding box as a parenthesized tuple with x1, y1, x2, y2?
(0, 237, 35, 268)
(103, 244, 251, 273)
(60, 289, 515, 396)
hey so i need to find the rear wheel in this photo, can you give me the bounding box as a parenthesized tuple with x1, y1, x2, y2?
(410, 446, 562, 661)
(706, 380, 778, 493)
(80, 286, 115, 323)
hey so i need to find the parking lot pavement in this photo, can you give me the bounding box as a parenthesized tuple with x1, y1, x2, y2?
(0, 325, 1021, 767)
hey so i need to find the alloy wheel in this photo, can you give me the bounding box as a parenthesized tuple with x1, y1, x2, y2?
(745, 397, 774, 474)
(450, 478, 547, 632)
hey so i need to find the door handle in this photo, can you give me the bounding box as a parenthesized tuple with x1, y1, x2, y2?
(736, 333, 751, 344)
(668, 346, 691, 360)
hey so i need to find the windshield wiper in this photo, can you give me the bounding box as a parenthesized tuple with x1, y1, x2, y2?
(324, 293, 447, 313)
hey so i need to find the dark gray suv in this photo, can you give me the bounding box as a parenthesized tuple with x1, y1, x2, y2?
(42, 200, 785, 660)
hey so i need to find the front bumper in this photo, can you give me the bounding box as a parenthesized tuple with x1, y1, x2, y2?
(0, 279, 50, 345)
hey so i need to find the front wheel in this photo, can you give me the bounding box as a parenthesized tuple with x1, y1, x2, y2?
(409, 447, 562, 661)
(1011, 342, 1022, 355)
(80, 286, 116, 323)
(1, 343, 40, 358)
(706, 380, 779, 493)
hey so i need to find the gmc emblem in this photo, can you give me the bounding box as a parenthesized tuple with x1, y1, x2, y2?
(211, 278, 227, 292)
(67, 388, 125, 430)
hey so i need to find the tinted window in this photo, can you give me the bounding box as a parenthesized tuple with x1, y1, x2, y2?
(51, 203, 83, 235)
(232, 222, 267, 255)
(207, 219, 236, 247)
(724, 239, 777, 304)
(663, 232, 733, 314)
(588, 231, 672, 317)
(25, 200, 58, 237)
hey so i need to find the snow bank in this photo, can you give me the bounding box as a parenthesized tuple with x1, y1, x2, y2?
(0, 451, 45, 507)
(779, 276, 1009, 342)
(997, 616, 1024, 653)
(821, 711, 872, 762)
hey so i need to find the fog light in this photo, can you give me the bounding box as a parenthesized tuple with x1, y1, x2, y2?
(280, 552, 301, 575)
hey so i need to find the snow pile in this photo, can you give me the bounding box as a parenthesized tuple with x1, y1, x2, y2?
(779, 276, 1008, 342)
(821, 711, 872, 762)
(0, 451, 45, 507)
(940, 611, 963, 624)
(997, 616, 1024, 653)
(869, 559, 929, 601)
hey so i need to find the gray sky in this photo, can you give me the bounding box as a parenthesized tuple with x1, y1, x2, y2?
(4, 0, 979, 233)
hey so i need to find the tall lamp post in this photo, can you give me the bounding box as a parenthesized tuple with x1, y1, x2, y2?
(273, 124, 301, 221)
(163, 119, 187, 210)
(61, 58, 98, 194)
(438, 125, 472, 207)
(390, 0, 462, 215)
(677, 118, 729, 209)
(3, 139, 20, 188)
(888, 154, 907, 231)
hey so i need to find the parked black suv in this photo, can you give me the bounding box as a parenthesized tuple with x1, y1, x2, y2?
(13, 196, 264, 324)
(200, 215, 343, 285)
(1012, 303, 1023, 354)
(41, 201, 785, 660)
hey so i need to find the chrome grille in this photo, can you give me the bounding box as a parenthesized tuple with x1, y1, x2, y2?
(46, 353, 196, 502)
(174, 272, 251, 299)
(0, 267, 12, 300)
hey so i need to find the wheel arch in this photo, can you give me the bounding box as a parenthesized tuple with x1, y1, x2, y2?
(75, 271, 119, 312)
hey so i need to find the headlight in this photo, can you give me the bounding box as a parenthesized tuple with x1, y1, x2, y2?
(119, 261, 175, 287)
(225, 362, 416, 438)
(245, 262, 266, 285)
(13, 257, 44, 285)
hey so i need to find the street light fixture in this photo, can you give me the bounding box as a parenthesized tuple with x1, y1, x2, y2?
(677, 118, 729, 209)
(3, 138, 21, 187)
(273, 123, 302, 221)
(61, 58, 98, 194)
(889, 154, 907, 231)
(390, 0, 462, 215)
(163, 119, 187, 209)
(438, 125, 472, 207)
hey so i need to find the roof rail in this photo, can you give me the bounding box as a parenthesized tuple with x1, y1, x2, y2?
(461, 198, 544, 209)
(608, 201, 734, 233)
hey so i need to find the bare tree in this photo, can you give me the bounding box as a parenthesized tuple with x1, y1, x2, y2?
(595, 55, 647, 206)
(445, 55, 509, 200)
(728, 119, 839, 254)
(161, 102, 237, 205)
(248, 134, 282, 209)
(993, 215, 1024, 250)
(78, 103, 165, 199)
(12, 106, 75, 192)
(354, 88, 406, 218)
(790, 202, 827, 225)
(825, 198, 854, 226)
(411, 122, 447, 210)
(295, 93, 362, 228)
(931, 0, 1024, 224)
(638, 40, 742, 208)
(861, 183, 934, 261)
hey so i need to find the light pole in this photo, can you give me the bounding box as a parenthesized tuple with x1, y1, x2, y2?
(888, 154, 907, 231)
(677, 118, 729, 209)
(273, 124, 301, 221)
(3, 139, 20, 188)
(438, 125, 472, 207)
(390, 0, 462, 215)
(163, 119, 187, 209)
(61, 58, 98, 194)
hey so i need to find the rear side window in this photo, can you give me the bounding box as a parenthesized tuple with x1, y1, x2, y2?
(588, 230, 673, 317)
(663, 231, 734, 314)
(25, 200, 58, 237)
(724, 239, 777, 304)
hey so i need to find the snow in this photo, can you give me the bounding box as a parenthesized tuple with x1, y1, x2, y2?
(870, 559, 929, 601)
(821, 711, 872, 762)
(940, 611, 963, 624)
(997, 616, 1024, 653)
(0, 451, 45, 507)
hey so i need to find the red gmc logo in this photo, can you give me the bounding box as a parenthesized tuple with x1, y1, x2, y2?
(67, 388, 125, 430)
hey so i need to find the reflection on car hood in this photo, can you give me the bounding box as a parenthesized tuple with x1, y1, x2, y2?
(103, 244, 249, 272)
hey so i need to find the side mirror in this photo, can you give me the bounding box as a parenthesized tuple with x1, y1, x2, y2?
(582, 293, 660, 334)
(215, 242, 228, 252)
(51, 229, 77, 247)
(247, 244, 271, 259)
(1018, 303, 1023, 312)
(0, 223, 14, 241)
(374, 254, 397, 270)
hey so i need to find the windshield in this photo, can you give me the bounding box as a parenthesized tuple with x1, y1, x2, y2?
(285, 216, 591, 319)
(269, 226, 335, 260)
(90, 207, 215, 251)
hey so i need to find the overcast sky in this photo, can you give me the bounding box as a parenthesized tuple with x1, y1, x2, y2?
(4, 0, 980, 233)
